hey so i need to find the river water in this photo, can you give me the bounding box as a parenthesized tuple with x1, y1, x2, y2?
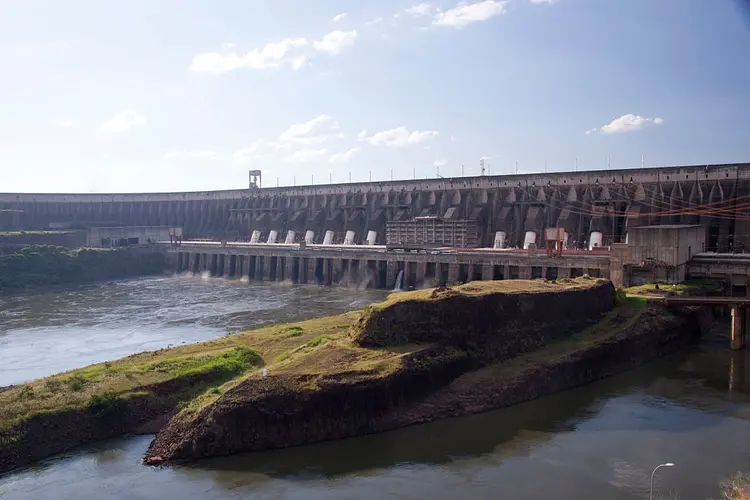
(1, 277, 749, 499)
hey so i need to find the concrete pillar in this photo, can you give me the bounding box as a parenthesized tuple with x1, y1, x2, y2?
(435, 262, 445, 284)
(323, 259, 331, 285)
(519, 265, 532, 280)
(448, 263, 459, 284)
(416, 261, 427, 284)
(255, 257, 264, 281)
(264, 257, 274, 281)
(223, 254, 232, 277)
(503, 265, 511, 279)
(200, 253, 207, 272)
(285, 258, 294, 282)
(299, 258, 309, 284)
(731, 305, 745, 350)
(482, 264, 493, 281)
(558, 267, 571, 278)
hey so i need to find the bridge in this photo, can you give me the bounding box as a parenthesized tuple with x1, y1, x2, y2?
(658, 296, 750, 350)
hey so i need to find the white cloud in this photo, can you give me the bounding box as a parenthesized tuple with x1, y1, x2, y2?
(233, 142, 280, 164)
(189, 38, 309, 73)
(101, 110, 147, 133)
(164, 150, 220, 161)
(278, 115, 343, 145)
(366, 17, 384, 25)
(588, 114, 665, 135)
(434, 158, 447, 167)
(530, 0, 558, 3)
(405, 3, 435, 17)
(331, 13, 347, 22)
(57, 119, 74, 129)
(359, 126, 439, 147)
(283, 148, 328, 163)
(329, 148, 361, 163)
(433, 0, 507, 28)
(189, 30, 357, 74)
(313, 30, 358, 55)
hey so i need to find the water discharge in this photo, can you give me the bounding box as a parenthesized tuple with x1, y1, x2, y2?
(0, 278, 749, 499)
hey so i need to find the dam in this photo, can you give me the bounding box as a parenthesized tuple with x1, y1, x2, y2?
(3, 162, 750, 291)
(2, 162, 749, 252)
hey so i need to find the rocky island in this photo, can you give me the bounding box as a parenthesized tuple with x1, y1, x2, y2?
(0, 277, 707, 472)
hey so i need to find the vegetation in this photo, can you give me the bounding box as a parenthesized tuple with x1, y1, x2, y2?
(0, 245, 166, 290)
(625, 279, 725, 297)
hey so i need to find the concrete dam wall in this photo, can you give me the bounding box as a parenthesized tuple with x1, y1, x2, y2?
(2, 162, 749, 252)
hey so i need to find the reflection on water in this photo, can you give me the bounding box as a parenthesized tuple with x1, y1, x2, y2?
(0, 275, 387, 385)
(1, 279, 749, 499)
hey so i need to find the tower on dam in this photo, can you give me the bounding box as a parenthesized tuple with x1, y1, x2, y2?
(1, 162, 749, 254)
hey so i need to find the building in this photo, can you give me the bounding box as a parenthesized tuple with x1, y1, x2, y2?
(617, 225, 706, 286)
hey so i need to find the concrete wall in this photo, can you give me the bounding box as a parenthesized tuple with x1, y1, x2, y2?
(87, 226, 174, 248)
(628, 225, 706, 268)
(2, 162, 749, 251)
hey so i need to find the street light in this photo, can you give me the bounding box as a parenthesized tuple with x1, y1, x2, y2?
(650, 462, 675, 500)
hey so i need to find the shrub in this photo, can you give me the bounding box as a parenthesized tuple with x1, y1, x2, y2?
(307, 335, 333, 348)
(63, 374, 87, 392)
(87, 392, 125, 416)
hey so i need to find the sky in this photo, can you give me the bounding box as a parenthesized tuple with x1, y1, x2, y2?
(1, 0, 750, 193)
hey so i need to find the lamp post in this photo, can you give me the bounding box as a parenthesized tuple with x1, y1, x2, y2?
(650, 462, 675, 500)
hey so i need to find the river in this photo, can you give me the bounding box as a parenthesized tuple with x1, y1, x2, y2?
(1, 277, 749, 499)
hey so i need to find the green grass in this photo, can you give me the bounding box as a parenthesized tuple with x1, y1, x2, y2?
(306, 334, 334, 348)
(625, 279, 724, 297)
(0, 347, 263, 431)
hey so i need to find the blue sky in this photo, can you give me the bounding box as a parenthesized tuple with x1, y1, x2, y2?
(1, 0, 749, 193)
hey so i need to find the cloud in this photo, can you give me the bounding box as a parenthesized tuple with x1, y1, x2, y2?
(433, 0, 507, 28)
(233, 141, 282, 164)
(164, 150, 220, 161)
(57, 119, 75, 129)
(189, 38, 309, 73)
(530, 0, 558, 3)
(359, 127, 439, 147)
(190, 31, 357, 74)
(283, 148, 328, 163)
(587, 114, 665, 135)
(366, 17, 384, 25)
(313, 30, 358, 55)
(405, 3, 435, 17)
(278, 115, 343, 145)
(331, 13, 347, 22)
(329, 148, 361, 163)
(101, 110, 147, 133)
(434, 158, 447, 167)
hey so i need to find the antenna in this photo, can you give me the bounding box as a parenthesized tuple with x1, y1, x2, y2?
(480, 158, 485, 176)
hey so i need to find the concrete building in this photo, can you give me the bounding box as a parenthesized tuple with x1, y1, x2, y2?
(618, 225, 706, 285)
(86, 226, 176, 248)
(1, 162, 749, 253)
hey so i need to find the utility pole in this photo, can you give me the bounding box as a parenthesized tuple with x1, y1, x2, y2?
(437, 165, 440, 177)
(461, 164, 464, 177)
(277, 177, 279, 187)
(413, 167, 416, 180)
(608, 156, 611, 170)
(515, 161, 518, 174)
(390, 168, 393, 181)
(545, 159, 548, 173)
(369, 170, 372, 182)
(293, 176, 296, 186)
(349, 172, 351, 183)
(641, 153, 645, 169)
(311, 174, 314, 185)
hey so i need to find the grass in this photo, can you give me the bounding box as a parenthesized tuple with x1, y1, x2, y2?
(372, 277, 607, 310)
(0, 346, 264, 431)
(625, 279, 725, 297)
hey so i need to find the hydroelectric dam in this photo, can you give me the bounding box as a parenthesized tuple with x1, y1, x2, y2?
(3, 162, 750, 291)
